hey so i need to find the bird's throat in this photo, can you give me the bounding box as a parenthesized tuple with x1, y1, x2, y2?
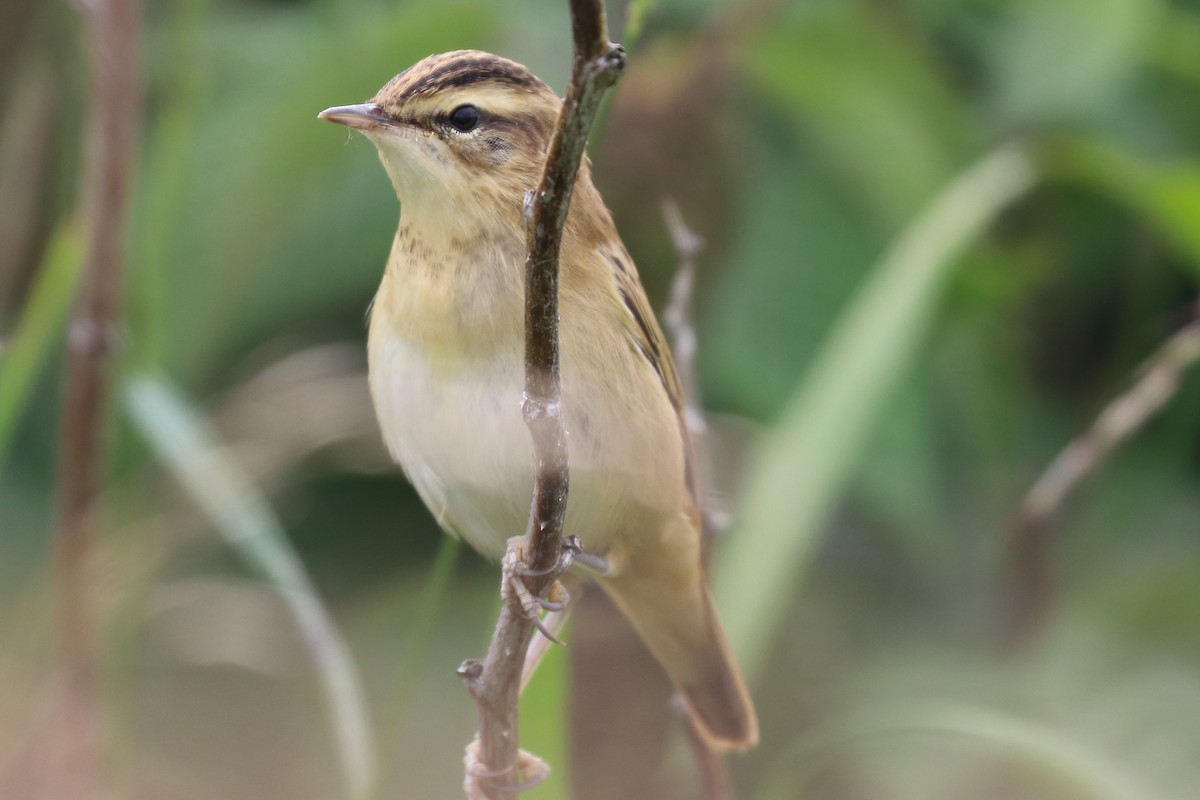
(372, 219, 525, 368)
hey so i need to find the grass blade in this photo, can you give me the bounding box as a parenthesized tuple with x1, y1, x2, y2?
(123, 373, 375, 800)
(756, 702, 1159, 800)
(0, 223, 84, 465)
(714, 146, 1038, 679)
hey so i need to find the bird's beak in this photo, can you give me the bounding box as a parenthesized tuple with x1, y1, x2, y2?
(317, 103, 392, 131)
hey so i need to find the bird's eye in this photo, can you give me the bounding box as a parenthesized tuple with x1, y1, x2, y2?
(447, 104, 482, 133)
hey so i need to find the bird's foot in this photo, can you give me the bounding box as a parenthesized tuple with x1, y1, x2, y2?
(502, 537, 573, 643)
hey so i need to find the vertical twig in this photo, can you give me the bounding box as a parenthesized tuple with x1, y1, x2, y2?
(50, 0, 140, 796)
(458, 2, 625, 798)
(1005, 305, 1200, 644)
(661, 201, 734, 800)
(661, 199, 733, 544)
(676, 698, 735, 800)
(661, 199, 704, 424)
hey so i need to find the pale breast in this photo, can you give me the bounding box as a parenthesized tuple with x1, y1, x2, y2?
(367, 272, 685, 561)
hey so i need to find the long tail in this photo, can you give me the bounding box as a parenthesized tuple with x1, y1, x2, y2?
(596, 522, 758, 750)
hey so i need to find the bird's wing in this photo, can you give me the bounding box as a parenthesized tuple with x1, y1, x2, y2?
(599, 244, 699, 507)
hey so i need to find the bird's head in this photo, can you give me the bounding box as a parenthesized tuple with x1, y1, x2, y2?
(319, 50, 561, 226)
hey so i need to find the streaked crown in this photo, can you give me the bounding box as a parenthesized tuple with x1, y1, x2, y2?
(373, 50, 551, 107)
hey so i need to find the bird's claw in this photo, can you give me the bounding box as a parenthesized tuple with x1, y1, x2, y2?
(502, 537, 576, 644)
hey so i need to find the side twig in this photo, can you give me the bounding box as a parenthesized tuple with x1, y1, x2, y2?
(458, 2, 626, 798)
(49, 0, 140, 797)
(661, 199, 705, 432)
(661, 199, 732, 543)
(1005, 305, 1200, 644)
(661, 201, 733, 800)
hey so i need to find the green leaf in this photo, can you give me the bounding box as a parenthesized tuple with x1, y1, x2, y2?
(703, 140, 880, 418)
(0, 222, 83, 466)
(990, 0, 1161, 126)
(748, 8, 982, 231)
(139, 3, 498, 385)
(1051, 136, 1200, 277)
(714, 146, 1037, 681)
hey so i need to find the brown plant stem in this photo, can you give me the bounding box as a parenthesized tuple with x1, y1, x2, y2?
(459, 2, 626, 798)
(677, 697, 735, 800)
(1006, 306, 1200, 644)
(50, 0, 140, 796)
(661, 199, 704, 428)
(661, 201, 733, 800)
(661, 199, 730, 546)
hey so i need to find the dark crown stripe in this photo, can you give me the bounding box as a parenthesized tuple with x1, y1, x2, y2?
(401, 54, 546, 98)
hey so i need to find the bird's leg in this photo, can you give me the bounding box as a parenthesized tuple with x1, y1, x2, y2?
(464, 735, 550, 800)
(570, 547, 612, 576)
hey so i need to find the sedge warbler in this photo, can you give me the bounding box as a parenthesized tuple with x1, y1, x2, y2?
(319, 50, 757, 750)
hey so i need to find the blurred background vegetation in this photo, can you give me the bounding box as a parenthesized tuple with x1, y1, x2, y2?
(3, 0, 1200, 798)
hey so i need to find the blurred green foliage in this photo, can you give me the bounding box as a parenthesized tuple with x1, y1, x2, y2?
(2, 0, 1200, 798)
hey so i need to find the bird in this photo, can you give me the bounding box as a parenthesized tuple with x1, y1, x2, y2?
(318, 49, 757, 751)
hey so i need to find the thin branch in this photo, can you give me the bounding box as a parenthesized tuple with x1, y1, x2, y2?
(49, 0, 140, 796)
(661, 199, 733, 542)
(662, 199, 704, 419)
(1005, 305, 1200, 644)
(661, 201, 733, 800)
(459, 2, 626, 798)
